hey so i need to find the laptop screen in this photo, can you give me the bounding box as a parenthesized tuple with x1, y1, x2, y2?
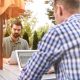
(15, 50, 38, 70)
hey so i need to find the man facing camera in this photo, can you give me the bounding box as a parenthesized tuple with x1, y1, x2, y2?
(3, 20, 29, 59)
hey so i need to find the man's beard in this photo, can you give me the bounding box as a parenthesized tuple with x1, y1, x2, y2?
(13, 33, 20, 38)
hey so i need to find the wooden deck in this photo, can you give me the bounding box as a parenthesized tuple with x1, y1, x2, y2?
(0, 59, 56, 80)
(0, 63, 19, 80)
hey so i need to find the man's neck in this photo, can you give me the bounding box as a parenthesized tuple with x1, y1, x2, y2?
(11, 35, 19, 42)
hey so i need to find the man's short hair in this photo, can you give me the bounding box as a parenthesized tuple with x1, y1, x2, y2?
(11, 20, 22, 29)
(54, 0, 80, 12)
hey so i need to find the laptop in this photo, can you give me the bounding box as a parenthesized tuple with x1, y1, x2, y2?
(15, 50, 39, 71)
(15, 50, 56, 80)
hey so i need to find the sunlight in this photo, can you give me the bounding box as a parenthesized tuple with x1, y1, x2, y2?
(25, 0, 53, 30)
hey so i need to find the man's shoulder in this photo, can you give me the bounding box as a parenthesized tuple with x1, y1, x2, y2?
(19, 38, 27, 43)
(48, 24, 63, 33)
(3, 36, 10, 41)
(52, 20, 70, 30)
(48, 22, 69, 36)
(3, 36, 11, 45)
(19, 38, 28, 48)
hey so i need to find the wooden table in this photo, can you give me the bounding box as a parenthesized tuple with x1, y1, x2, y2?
(0, 59, 56, 80)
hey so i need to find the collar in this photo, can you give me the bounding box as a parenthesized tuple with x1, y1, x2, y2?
(67, 13, 80, 22)
(9, 36, 21, 43)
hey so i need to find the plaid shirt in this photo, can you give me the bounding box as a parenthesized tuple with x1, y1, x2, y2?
(18, 14, 80, 80)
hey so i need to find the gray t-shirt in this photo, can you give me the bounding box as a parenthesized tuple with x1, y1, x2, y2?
(3, 36, 29, 58)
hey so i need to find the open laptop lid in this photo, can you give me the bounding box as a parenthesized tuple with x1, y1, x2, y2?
(15, 50, 39, 71)
(15, 50, 56, 80)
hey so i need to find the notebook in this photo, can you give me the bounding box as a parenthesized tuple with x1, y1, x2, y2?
(15, 50, 38, 71)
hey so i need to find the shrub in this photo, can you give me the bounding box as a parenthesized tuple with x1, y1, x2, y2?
(32, 31, 38, 50)
(23, 32, 29, 45)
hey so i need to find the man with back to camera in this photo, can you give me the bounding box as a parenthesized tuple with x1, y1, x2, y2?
(19, 0, 80, 80)
(3, 20, 29, 63)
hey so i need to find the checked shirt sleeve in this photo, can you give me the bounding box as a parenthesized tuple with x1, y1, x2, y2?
(18, 28, 63, 80)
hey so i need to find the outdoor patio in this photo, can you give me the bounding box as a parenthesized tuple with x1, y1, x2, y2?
(0, 59, 56, 80)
